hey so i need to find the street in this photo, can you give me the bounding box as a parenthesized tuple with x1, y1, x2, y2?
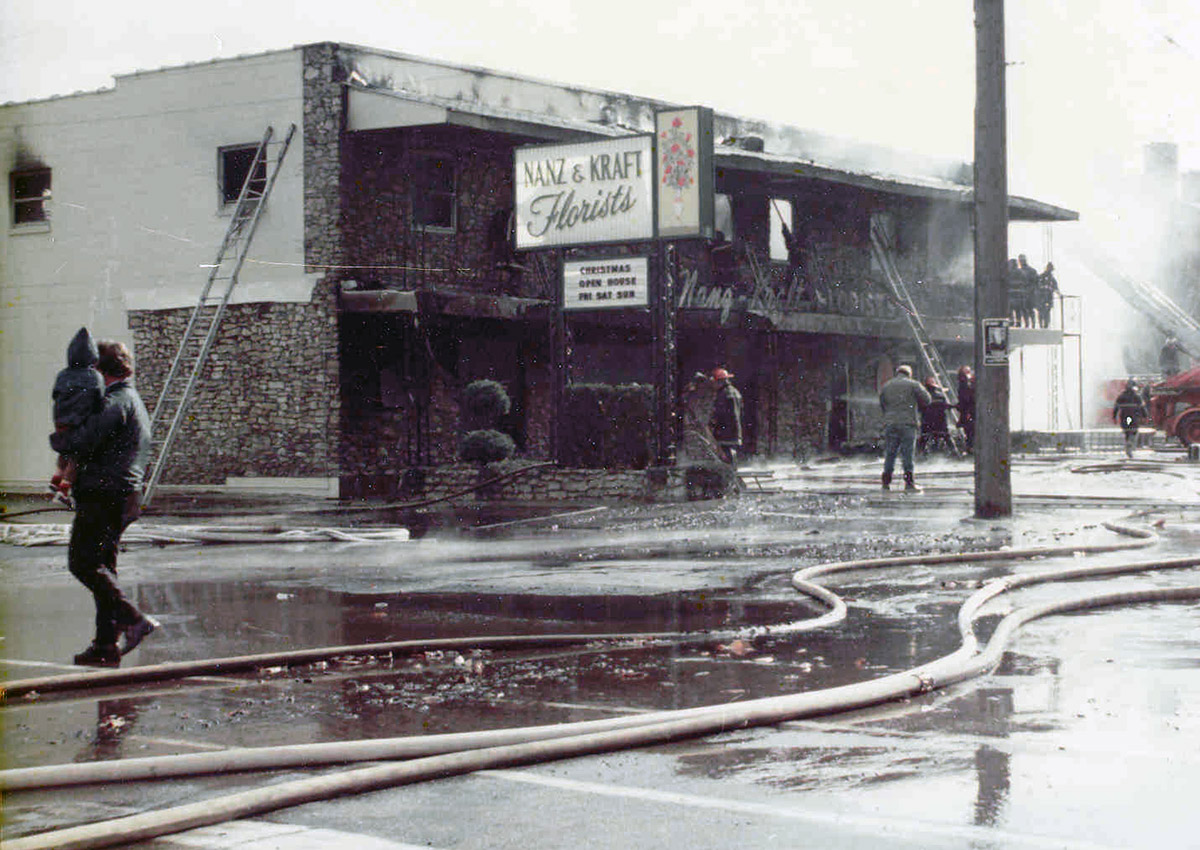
(3, 453, 1200, 849)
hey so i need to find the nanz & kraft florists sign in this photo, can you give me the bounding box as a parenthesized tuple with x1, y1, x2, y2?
(514, 136, 654, 250)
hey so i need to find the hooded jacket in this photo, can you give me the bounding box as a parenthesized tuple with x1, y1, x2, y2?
(50, 378, 151, 495)
(52, 327, 105, 428)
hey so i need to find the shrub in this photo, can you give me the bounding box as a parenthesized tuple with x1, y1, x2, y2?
(461, 380, 511, 430)
(459, 429, 516, 464)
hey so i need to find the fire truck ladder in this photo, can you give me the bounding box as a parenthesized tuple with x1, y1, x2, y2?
(141, 123, 296, 507)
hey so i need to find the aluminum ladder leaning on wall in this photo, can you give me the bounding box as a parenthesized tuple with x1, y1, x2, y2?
(868, 220, 966, 454)
(141, 123, 297, 508)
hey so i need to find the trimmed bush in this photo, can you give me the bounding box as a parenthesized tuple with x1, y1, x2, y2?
(461, 380, 511, 430)
(561, 383, 654, 469)
(460, 429, 516, 464)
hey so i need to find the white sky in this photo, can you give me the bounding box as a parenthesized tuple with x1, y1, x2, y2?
(2, 0, 1197, 280)
(2, 0, 1194, 404)
(3, 0, 1198, 209)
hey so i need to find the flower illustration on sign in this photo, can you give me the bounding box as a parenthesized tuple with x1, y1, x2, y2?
(660, 116, 695, 222)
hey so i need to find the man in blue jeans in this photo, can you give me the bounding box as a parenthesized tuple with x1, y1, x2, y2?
(879, 364, 931, 492)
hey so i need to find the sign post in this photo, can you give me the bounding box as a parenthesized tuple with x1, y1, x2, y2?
(653, 107, 714, 464)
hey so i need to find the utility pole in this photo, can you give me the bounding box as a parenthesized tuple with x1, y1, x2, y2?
(974, 0, 1013, 516)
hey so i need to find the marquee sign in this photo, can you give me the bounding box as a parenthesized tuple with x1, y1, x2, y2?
(562, 257, 648, 310)
(514, 136, 655, 250)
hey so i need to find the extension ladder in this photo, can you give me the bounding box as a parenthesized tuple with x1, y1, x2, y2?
(141, 124, 297, 507)
(868, 219, 959, 407)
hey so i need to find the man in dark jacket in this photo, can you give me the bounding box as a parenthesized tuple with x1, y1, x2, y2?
(1112, 378, 1148, 459)
(709, 367, 744, 470)
(956, 365, 976, 453)
(50, 340, 158, 667)
(879, 364, 931, 491)
(918, 377, 957, 456)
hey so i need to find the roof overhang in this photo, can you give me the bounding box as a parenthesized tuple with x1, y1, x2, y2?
(347, 85, 624, 142)
(340, 287, 549, 320)
(715, 149, 1078, 222)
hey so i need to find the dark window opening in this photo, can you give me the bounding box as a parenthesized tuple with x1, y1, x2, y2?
(11, 168, 51, 224)
(411, 153, 456, 231)
(219, 144, 267, 205)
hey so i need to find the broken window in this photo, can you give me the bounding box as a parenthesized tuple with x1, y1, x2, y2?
(769, 198, 793, 262)
(218, 143, 267, 206)
(411, 152, 456, 231)
(714, 193, 734, 242)
(10, 168, 51, 225)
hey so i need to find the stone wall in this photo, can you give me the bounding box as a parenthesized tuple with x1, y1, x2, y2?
(343, 462, 691, 503)
(130, 298, 339, 483)
(768, 334, 836, 458)
(303, 42, 345, 275)
(340, 125, 552, 299)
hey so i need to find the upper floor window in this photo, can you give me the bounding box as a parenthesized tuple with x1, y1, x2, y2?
(411, 153, 456, 232)
(769, 198, 793, 262)
(218, 143, 266, 207)
(11, 168, 51, 225)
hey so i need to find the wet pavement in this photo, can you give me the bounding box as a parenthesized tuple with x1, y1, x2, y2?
(3, 452, 1200, 848)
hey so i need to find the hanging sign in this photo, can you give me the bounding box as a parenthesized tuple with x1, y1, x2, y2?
(983, 318, 1011, 365)
(514, 136, 655, 250)
(655, 106, 714, 239)
(562, 257, 648, 310)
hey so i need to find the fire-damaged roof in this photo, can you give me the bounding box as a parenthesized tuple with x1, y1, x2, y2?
(340, 43, 1078, 223)
(714, 148, 1077, 222)
(349, 84, 1075, 222)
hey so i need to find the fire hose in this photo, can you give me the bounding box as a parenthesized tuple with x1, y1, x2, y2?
(5, 519, 1199, 849)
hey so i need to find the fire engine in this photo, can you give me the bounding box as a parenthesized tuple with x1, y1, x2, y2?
(1148, 366, 1200, 446)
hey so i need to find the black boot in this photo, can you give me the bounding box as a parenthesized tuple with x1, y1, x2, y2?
(904, 472, 921, 492)
(74, 642, 120, 667)
(881, 472, 892, 491)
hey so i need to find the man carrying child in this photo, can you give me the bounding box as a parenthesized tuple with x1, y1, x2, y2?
(50, 338, 158, 667)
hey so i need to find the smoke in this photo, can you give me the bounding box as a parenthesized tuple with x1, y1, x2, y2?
(1010, 142, 1200, 428)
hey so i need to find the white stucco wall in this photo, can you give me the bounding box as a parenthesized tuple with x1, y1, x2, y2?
(0, 49, 309, 488)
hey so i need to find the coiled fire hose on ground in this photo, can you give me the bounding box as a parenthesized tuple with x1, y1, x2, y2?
(4, 520, 1199, 850)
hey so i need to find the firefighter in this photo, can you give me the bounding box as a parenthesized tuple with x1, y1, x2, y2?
(1112, 378, 1148, 458)
(918, 376, 957, 456)
(1160, 336, 1185, 377)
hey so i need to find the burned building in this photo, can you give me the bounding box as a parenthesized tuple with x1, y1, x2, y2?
(0, 43, 1076, 495)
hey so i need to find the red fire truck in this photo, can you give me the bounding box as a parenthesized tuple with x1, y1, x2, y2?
(1148, 366, 1200, 446)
